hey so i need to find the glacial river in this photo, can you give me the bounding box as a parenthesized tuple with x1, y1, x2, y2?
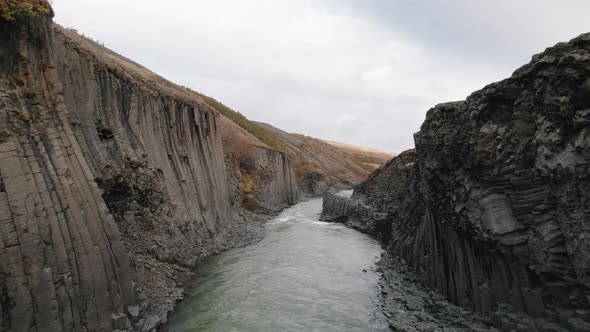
(164, 195, 389, 332)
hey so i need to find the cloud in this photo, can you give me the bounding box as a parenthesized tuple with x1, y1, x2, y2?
(52, 0, 590, 152)
(337, 116, 357, 124)
(361, 65, 393, 81)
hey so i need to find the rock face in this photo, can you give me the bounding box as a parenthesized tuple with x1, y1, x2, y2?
(248, 146, 298, 210)
(0, 11, 299, 332)
(219, 116, 298, 214)
(53, 26, 252, 331)
(0, 16, 134, 332)
(323, 33, 590, 331)
(320, 193, 390, 243)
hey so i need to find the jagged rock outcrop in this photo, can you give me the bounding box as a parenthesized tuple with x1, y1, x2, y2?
(320, 192, 390, 242)
(323, 33, 590, 331)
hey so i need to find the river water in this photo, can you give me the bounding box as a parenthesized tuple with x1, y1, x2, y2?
(164, 196, 389, 332)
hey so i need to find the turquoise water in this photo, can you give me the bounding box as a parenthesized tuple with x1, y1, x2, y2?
(164, 197, 388, 332)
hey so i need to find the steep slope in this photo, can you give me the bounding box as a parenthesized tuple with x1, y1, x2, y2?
(323, 33, 590, 331)
(254, 121, 380, 195)
(323, 140, 394, 171)
(184, 90, 386, 195)
(0, 6, 298, 332)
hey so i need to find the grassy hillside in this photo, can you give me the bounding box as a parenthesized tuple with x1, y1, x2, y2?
(195, 93, 286, 152)
(184, 90, 315, 176)
(255, 122, 391, 190)
(182, 88, 389, 192)
(323, 140, 394, 172)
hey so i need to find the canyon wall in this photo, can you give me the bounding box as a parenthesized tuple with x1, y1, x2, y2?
(0, 16, 135, 332)
(219, 116, 298, 214)
(0, 11, 299, 332)
(323, 33, 590, 331)
(254, 122, 375, 195)
(192, 96, 385, 199)
(248, 146, 298, 211)
(53, 26, 244, 331)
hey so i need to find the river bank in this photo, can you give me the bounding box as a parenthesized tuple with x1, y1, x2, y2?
(159, 195, 499, 332)
(163, 197, 389, 332)
(376, 254, 493, 331)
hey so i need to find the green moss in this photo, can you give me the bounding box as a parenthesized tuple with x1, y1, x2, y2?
(0, 0, 53, 22)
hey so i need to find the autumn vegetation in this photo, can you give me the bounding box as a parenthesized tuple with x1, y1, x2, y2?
(195, 92, 286, 152)
(0, 0, 53, 22)
(189, 89, 319, 180)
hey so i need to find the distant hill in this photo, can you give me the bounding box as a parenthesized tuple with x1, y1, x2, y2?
(254, 122, 389, 194)
(188, 89, 392, 195)
(322, 140, 395, 171)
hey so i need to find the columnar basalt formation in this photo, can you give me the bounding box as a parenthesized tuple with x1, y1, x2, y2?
(219, 116, 298, 214)
(249, 146, 298, 211)
(0, 9, 301, 332)
(53, 26, 247, 331)
(0, 15, 134, 332)
(323, 33, 590, 331)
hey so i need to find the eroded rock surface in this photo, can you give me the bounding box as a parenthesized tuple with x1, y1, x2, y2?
(323, 33, 590, 331)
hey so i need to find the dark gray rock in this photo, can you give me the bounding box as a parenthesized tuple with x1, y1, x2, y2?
(323, 32, 590, 331)
(112, 313, 130, 330)
(320, 192, 391, 242)
(0, 11, 287, 332)
(127, 305, 140, 321)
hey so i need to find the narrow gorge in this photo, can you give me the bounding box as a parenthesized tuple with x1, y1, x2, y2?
(1, 1, 590, 332)
(0, 5, 386, 331)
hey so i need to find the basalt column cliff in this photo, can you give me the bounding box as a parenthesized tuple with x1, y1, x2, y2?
(323, 34, 590, 330)
(0, 12, 136, 332)
(0, 5, 301, 331)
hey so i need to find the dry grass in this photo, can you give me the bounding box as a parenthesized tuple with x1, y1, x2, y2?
(323, 140, 394, 171)
(56, 25, 208, 107)
(55, 23, 382, 187)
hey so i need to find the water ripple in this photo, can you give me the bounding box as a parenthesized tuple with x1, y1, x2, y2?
(165, 197, 388, 332)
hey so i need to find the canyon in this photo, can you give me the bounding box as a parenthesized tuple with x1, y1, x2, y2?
(0, 5, 388, 332)
(322, 33, 590, 331)
(2, 2, 590, 332)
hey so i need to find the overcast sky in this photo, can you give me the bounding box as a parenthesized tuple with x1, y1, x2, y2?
(53, 1, 590, 152)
